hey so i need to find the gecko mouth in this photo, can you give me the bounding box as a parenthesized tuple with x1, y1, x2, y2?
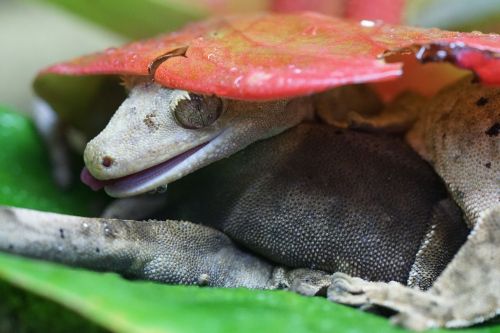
(81, 141, 209, 195)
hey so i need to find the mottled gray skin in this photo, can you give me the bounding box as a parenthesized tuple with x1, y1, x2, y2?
(329, 77, 500, 330)
(0, 124, 467, 295)
(165, 124, 468, 289)
(0, 207, 278, 289)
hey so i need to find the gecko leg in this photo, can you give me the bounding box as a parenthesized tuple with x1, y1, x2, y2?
(0, 206, 277, 289)
(32, 98, 74, 188)
(346, 92, 424, 134)
(0, 205, 333, 293)
(328, 206, 500, 330)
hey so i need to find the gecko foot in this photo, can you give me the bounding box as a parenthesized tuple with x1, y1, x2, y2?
(327, 272, 373, 305)
(328, 272, 454, 330)
(284, 268, 331, 296)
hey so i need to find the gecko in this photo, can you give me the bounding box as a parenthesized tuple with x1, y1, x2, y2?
(0, 123, 467, 295)
(77, 80, 381, 198)
(0, 75, 497, 329)
(328, 76, 500, 330)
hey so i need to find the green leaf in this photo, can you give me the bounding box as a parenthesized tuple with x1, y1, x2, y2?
(34, 0, 206, 39)
(404, 0, 500, 32)
(0, 105, 498, 332)
(0, 253, 402, 333)
(0, 105, 106, 214)
(0, 278, 107, 333)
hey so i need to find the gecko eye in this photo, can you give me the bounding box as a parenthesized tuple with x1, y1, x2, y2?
(173, 93, 223, 129)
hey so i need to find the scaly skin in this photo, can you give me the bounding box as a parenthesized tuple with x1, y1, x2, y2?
(23, 76, 499, 329)
(0, 124, 466, 297)
(328, 77, 500, 330)
(82, 82, 314, 197)
(81, 82, 381, 198)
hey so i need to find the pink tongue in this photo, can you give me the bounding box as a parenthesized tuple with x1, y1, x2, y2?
(79, 142, 210, 193)
(80, 168, 109, 191)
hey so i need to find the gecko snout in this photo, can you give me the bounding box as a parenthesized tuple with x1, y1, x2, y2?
(83, 140, 121, 179)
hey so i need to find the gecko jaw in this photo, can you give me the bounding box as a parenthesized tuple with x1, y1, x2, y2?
(81, 140, 211, 198)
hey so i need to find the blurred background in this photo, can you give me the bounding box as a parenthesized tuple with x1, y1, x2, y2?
(1, 0, 499, 114)
(0, 1, 499, 332)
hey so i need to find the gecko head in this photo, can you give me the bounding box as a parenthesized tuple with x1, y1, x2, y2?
(82, 81, 310, 198)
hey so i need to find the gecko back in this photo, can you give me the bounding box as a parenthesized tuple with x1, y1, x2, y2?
(165, 124, 469, 289)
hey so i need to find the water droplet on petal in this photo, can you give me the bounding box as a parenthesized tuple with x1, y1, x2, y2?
(105, 47, 117, 55)
(450, 41, 465, 48)
(129, 53, 139, 64)
(234, 76, 243, 87)
(360, 20, 375, 28)
(303, 25, 318, 36)
(436, 50, 447, 59)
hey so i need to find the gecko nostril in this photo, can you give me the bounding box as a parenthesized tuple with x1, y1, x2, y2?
(102, 156, 114, 168)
